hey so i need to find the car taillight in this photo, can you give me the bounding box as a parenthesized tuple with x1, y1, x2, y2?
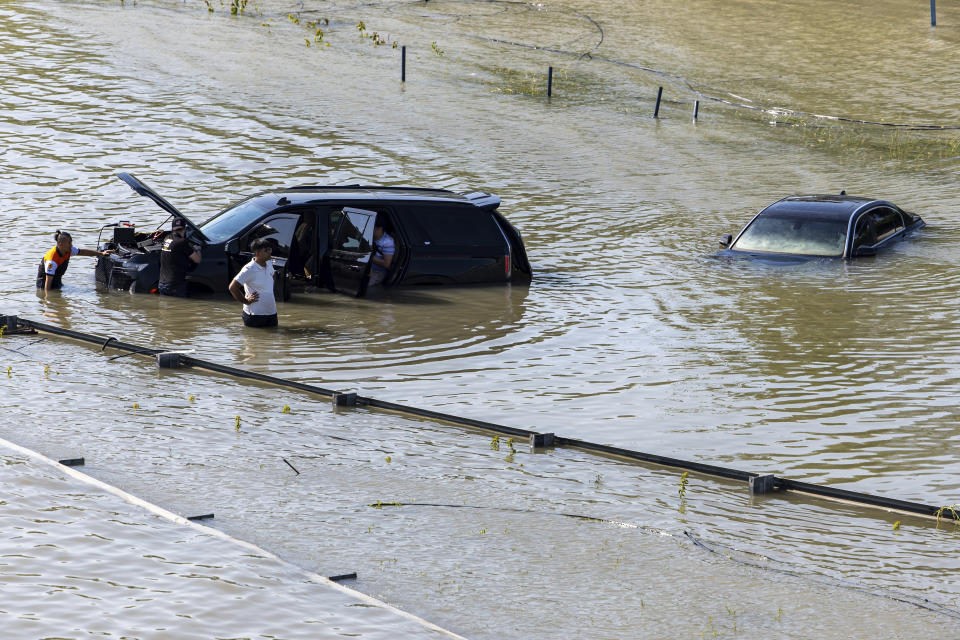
(504, 253, 511, 277)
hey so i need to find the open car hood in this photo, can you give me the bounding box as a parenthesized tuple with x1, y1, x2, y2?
(116, 172, 209, 242)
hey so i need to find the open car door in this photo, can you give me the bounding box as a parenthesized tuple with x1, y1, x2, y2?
(330, 207, 376, 297)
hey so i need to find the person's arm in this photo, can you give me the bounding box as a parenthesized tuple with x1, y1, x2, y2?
(372, 241, 394, 269)
(229, 277, 258, 305)
(188, 245, 202, 264)
(44, 274, 55, 292)
(76, 248, 113, 258)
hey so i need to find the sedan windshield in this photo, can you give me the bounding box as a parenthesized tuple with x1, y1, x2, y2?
(732, 213, 847, 257)
(199, 198, 271, 243)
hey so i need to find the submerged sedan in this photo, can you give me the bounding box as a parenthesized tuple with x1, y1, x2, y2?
(718, 195, 925, 260)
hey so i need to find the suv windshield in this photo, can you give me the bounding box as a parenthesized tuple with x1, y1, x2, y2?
(200, 198, 271, 243)
(732, 213, 847, 256)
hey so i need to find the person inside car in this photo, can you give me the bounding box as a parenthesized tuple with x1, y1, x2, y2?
(369, 213, 395, 286)
(36, 230, 113, 292)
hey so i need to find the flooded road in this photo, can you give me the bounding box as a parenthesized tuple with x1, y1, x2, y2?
(3, 0, 960, 637)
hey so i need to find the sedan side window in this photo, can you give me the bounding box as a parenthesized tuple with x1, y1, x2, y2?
(243, 214, 300, 258)
(853, 215, 877, 249)
(871, 207, 905, 243)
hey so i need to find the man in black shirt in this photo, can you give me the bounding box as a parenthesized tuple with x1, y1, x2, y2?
(158, 217, 201, 297)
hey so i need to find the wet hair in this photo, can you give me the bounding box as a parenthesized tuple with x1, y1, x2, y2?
(374, 213, 391, 231)
(250, 238, 273, 252)
(54, 230, 72, 242)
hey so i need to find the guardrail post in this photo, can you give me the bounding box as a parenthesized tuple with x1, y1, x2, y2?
(653, 86, 663, 118)
(157, 352, 185, 369)
(530, 432, 555, 450)
(749, 474, 776, 495)
(333, 392, 358, 408)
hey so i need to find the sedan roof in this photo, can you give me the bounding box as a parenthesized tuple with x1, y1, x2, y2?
(761, 195, 892, 221)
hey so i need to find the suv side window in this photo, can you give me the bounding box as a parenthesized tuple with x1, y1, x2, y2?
(334, 209, 374, 252)
(403, 204, 505, 247)
(243, 213, 300, 257)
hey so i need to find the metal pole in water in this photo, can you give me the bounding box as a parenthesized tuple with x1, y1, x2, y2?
(693, 100, 700, 121)
(401, 45, 406, 82)
(547, 66, 553, 98)
(653, 86, 663, 118)
(931, 0, 936, 26)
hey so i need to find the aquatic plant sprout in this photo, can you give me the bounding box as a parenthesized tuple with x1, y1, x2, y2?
(731, 213, 847, 256)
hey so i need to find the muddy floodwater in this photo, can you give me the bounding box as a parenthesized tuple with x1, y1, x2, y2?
(3, 0, 960, 637)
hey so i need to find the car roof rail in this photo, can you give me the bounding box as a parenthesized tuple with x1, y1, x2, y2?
(285, 184, 362, 190)
(284, 184, 458, 194)
(461, 191, 501, 211)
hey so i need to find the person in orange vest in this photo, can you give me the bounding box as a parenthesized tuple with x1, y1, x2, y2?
(36, 230, 113, 292)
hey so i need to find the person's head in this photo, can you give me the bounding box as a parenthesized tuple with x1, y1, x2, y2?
(374, 213, 387, 240)
(250, 237, 273, 262)
(171, 217, 187, 236)
(54, 230, 73, 252)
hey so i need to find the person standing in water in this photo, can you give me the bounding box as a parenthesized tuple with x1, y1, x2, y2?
(36, 230, 112, 292)
(228, 238, 278, 328)
(158, 217, 201, 297)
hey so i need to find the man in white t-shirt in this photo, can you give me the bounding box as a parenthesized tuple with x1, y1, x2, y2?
(228, 238, 278, 328)
(369, 214, 395, 286)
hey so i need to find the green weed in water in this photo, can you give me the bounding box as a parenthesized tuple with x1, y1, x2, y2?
(234, 415, 241, 432)
(935, 504, 960, 526)
(430, 41, 444, 57)
(490, 435, 500, 451)
(281, 404, 291, 414)
(678, 471, 689, 499)
(754, 110, 960, 167)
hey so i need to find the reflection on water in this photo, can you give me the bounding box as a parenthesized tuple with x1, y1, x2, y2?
(3, 0, 960, 637)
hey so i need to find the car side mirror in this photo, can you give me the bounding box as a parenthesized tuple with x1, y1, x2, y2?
(225, 238, 239, 254)
(719, 234, 732, 248)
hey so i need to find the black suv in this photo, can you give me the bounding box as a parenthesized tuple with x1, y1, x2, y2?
(96, 173, 531, 298)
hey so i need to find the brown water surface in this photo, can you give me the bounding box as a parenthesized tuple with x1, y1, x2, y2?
(3, 0, 960, 637)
